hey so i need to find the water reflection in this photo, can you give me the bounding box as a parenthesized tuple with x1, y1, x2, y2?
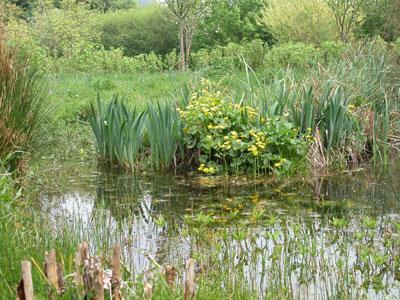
(37, 161, 400, 298)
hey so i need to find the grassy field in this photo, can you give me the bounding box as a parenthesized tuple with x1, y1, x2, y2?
(46, 71, 203, 122)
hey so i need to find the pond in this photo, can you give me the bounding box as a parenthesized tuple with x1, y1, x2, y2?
(35, 160, 400, 299)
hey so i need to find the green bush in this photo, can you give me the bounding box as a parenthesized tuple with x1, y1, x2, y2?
(191, 39, 268, 71)
(98, 5, 178, 56)
(165, 49, 179, 71)
(178, 91, 307, 174)
(191, 49, 210, 70)
(5, 20, 51, 72)
(259, 0, 338, 44)
(266, 43, 322, 69)
(320, 41, 346, 62)
(241, 39, 267, 69)
(30, 1, 100, 59)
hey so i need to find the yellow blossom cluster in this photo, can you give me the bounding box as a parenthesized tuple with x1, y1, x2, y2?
(304, 127, 315, 142)
(198, 163, 216, 174)
(274, 158, 287, 168)
(247, 130, 267, 156)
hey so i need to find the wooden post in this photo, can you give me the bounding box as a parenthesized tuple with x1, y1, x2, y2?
(83, 256, 104, 300)
(57, 261, 65, 294)
(111, 245, 122, 300)
(45, 250, 59, 299)
(74, 244, 84, 292)
(184, 258, 196, 300)
(17, 261, 34, 300)
(80, 241, 90, 261)
(144, 281, 153, 300)
(164, 265, 177, 287)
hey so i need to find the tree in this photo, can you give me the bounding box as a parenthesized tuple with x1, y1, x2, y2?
(324, 0, 368, 42)
(259, 0, 338, 45)
(193, 0, 273, 49)
(164, 0, 204, 70)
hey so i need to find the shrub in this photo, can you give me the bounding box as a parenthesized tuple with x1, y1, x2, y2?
(98, 5, 178, 56)
(320, 40, 346, 62)
(144, 52, 164, 72)
(241, 39, 267, 69)
(209, 46, 224, 67)
(30, 1, 100, 59)
(5, 20, 51, 72)
(191, 39, 268, 71)
(165, 49, 179, 71)
(259, 0, 338, 44)
(266, 43, 322, 69)
(178, 91, 307, 174)
(191, 49, 210, 70)
(222, 42, 245, 69)
(0, 36, 47, 170)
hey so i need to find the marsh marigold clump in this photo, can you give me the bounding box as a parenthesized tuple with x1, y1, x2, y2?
(178, 90, 307, 175)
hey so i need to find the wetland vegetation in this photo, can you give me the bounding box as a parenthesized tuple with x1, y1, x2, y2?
(1, 0, 400, 298)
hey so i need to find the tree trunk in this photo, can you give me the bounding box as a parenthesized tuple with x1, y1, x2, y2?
(179, 22, 186, 71)
(185, 25, 194, 69)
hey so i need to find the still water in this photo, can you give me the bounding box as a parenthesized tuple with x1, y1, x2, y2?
(36, 160, 400, 298)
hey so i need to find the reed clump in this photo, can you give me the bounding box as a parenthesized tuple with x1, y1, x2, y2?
(0, 34, 47, 171)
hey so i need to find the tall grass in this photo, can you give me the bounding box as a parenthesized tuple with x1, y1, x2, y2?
(229, 40, 398, 167)
(146, 102, 182, 171)
(0, 35, 47, 170)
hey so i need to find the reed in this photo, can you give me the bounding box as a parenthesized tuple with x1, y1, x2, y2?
(0, 35, 47, 170)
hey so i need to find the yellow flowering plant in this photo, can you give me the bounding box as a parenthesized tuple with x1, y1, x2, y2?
(179, 91, 307, 175)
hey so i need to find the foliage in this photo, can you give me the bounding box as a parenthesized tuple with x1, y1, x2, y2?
(89, 96, 146, 170)
(30, 1, 100, 59)
(320, 40, 346, 62)
(0, 37, 47, 170)
(164, 49, 179, 70)
(83, 0, 137, 11)
(0, 156, 19, 203)
(193, 0, 273, 50)
(324, 0, 365, 42)
(178, 90, 307, 174)
(265, 42, 322, 69)
(259, 0, 338, 44)
(5, 20, 50, 71)
(98, 5, 178, 56)
(146, 102, 182, 171)
(191, 39, 268, 70)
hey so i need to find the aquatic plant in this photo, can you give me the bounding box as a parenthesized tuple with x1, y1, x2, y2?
(178, 91, 308, 174)
(89, 96, 145, 170)
(146, 102, 183, 171)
